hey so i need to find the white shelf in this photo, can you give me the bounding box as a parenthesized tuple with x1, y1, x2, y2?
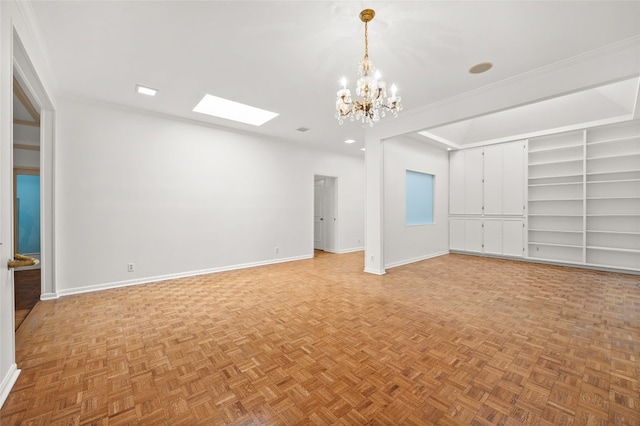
(588, 179, 640, 184)
(528, 143, 584, 154)
(529, 214, 583, 217)
(528, 182, 583, 188)
(587, 196, 640, 200)
(529, 158, 583, 167)
(530, 228, 583, 234)
(587, 213, 639, 217)
(530, 198, 583, 202)
(529, 242, 582, 249)
(586, 153, 640, 161)
(587, 246, 640, 254)
(529, 172, 583, 179)
(587, 230, 640, 235)
(587, 135, 639, 146)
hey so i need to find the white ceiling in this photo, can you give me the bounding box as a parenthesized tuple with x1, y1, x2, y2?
(27, 1, 640, 156)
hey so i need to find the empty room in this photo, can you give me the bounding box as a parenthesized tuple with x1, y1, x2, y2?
(0, 1, 639, 424)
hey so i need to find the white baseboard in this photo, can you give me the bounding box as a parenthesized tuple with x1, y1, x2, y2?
(335, 247, 364, 254)
(57, 254, 313, 297)
(363, 267, 386, 275)
(0, 364, 20, 409)
(40, 292, 58, 300)
(384, 251, 449, 269)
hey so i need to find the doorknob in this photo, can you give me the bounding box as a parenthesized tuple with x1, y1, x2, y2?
(320, 218, 324, 221)
(8, 254, 39, 269)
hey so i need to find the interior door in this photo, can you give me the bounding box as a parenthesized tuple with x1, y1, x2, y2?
(314, 179, 325, 250)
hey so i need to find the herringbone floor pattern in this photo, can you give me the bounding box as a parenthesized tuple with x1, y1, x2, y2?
(1, 252, 639, 425)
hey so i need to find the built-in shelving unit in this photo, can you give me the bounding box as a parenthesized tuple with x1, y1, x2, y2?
(585, 121, 640, 270)
(528, 131, 585, 264)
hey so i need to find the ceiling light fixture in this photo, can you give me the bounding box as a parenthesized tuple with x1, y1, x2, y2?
(135, 84, 157, 96)
(344, 139, 355, 144)
(336, 9, 402, 127)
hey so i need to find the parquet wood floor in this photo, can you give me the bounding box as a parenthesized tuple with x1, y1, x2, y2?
(1, 252, 639, 425)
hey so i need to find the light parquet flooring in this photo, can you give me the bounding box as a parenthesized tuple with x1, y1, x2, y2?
(2, 252, 639, 425)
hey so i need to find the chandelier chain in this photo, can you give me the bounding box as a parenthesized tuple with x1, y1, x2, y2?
(364, 21, 369, 59)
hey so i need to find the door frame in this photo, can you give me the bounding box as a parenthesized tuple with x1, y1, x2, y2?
(313, 175, 338, 253)
(12, 32, 56, 300)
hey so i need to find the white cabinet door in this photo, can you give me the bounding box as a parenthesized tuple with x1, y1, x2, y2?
(503, 219, 524, 257)
(465, 149, 484, 214)
(465, 219, 483, 252)
(503, 142, 525, 215)
(483, 219, 503, 255)
(484, 145, 503, 215)
(450, 151, 465, 215)
(450, 218, 465, 251)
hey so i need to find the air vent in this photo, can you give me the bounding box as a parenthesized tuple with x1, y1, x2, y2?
(296, 127, 310, 132)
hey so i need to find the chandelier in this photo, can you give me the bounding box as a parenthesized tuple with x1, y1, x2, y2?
(336, 9, 402, 126)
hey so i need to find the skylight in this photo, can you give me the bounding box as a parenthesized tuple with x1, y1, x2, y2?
(135, 84, 157, 96)
(192, 94, 279, 126)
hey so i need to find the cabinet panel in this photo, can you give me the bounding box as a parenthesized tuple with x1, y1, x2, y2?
(503, 220, 524, 257)
(465, 149, 484, 215)
(450, 219, 465, 251)
(502, 142, 525, 215)
(464, 219, 483, 253)
(449, 151, 465, 215)
(484, 146, 503, 215)
(483, 219, 502, 255)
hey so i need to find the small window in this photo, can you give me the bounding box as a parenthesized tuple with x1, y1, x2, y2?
(406, 170, 434, 226)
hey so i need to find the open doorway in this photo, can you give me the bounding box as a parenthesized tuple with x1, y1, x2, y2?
(12, 76, 41, 330)
(313, 175, 337, 255)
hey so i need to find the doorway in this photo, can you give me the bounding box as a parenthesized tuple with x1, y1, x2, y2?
(12, 76, 42, 330)
(313, 175, 337, 253)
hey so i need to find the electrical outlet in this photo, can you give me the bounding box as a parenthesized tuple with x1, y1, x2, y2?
(128, 263, 135, 272)
(275, 247, 279, 254)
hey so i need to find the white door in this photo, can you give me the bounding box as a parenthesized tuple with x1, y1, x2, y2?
(314, 179, 325, 250)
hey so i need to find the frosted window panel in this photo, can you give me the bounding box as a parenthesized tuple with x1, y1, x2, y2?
(406, 170, 434, 225)
(17, 174, 41, 254)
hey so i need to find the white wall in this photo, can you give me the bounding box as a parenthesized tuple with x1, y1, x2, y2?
(383, 136, 449, 268)
(55, 98, 364, 294)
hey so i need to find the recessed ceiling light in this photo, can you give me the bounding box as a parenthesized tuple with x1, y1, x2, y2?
(447, 147, 452, 151)
(345, 139, 356, 144)
(360, 148, 366, 151)
(469, 62, 493, 74)
(193, 94, 278, 126)
(135, 84, 157, 96)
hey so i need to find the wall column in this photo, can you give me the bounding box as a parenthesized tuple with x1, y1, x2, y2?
(363, 129, 385, 275)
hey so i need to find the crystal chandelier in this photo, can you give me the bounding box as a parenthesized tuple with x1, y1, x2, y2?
(336, 9, 402, 126)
